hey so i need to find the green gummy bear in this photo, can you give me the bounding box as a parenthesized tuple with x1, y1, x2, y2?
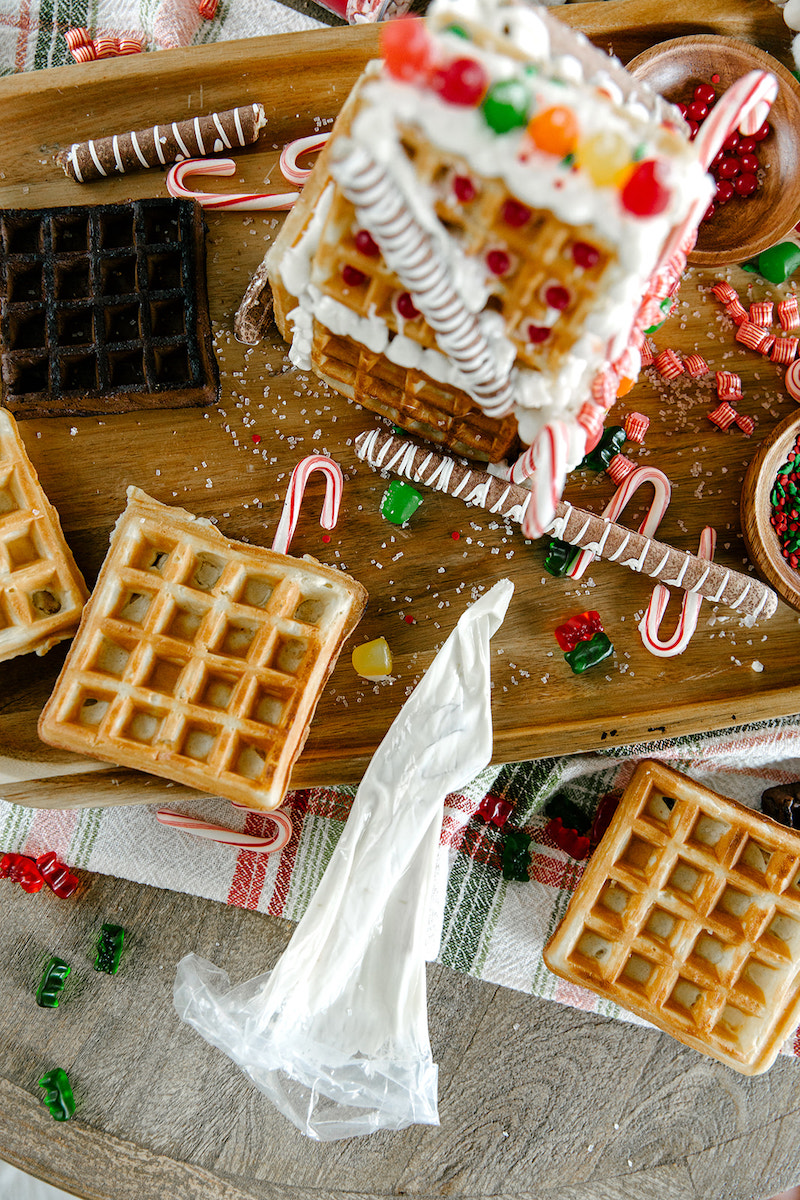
(36, 956, 70, 1008)
(579, 425, 626, 472)
(95, 923, 125, 975)
(564, 631, 614, 675)
(380, 480, 423, 526)
(38, 1068, 75, 1121)
(502, 829, 532, 881)
(543, 537, 579, 577)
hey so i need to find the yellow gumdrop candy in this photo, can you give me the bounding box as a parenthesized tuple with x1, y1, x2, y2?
(575, 130, 631, 187)
(352, 636, 393, 679)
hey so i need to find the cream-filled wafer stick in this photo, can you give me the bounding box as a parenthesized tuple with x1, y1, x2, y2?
(354, 429, 778, 620)
(56, 103, 266, 182)
(331, 139, 516, 418)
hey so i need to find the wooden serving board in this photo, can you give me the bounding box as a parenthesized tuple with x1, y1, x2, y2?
(1, 0, 798, 810)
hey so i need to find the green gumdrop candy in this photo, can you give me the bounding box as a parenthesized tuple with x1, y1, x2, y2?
(482, 79, 530, 133)
(756, 242, 800, 285)
(380, 480, 423, 525)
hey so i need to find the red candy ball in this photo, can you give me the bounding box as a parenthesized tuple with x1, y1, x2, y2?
(501, 198, 531, 227)
(430, 57, 488, 106)
(544, 284, 570, 310)
(734, 172, 758, 197)
(722, 131, 740, 152)
(453, 174, 476, 202)
(620, 160, 671, 217)
(354, 229, 379, 257)
(737, 153, 759, 174)
(396, 292, 420, 319)
(737, 137, 757, 155)
(715, 178, 734, 204)
(572, 241, 600, 269)
(342, 265, 368, 287)
(716, 156, 741, 179)
(486, 249, 511, 276)
(381, 18, 436, 83)
(687, 120, 699, 140)
(694, 82, 716, 105)
(687, 100, 708, 122)
(527, 324, 551, 344)
(750, 120, 770, 142)
(701, 200, 716, 223)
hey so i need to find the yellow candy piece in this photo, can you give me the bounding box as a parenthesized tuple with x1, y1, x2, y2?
(575, 130, 632, 187)
(352, 636, 393, 679)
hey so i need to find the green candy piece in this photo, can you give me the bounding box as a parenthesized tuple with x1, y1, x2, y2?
(564, 631, 613, 675)
(579, 425, 626, 472)
(481, 79, 530, 133)
(756, 242, 800, 285)
(380, 479, 423, 526)
(444, 22, 469, 37)
(644, 296, 673, 335)
(543, 536, 579, 577)
(95, 923, 125, 974)
(36, 956, 70, 1008)
(38, 1068, 75, 1121)
(502, 828, 532, 881)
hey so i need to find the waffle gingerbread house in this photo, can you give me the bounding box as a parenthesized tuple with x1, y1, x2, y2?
(245, 0, 777, 537)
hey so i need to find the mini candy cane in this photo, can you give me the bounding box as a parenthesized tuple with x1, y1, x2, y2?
(512, 420, 584, 540)
(639, 527, 717, 657)
(279, 133, 331, 185)
(166, 158, 300, 211)
(155, 808, 292, 852)
(271, 454, 344, 556)
(568, 464, 672, 580)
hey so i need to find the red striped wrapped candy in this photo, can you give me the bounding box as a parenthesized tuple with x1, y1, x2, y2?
(707, 401, 738, 430)
(607, 453, 637, 484)
(735, 413, 755, 436)
(683, 353, 709, 378)
(778, 296, 800, 331)
(725, 299, 749, 326)
(749, 300, 774, 327)
(770, 337, 798, 364)
(715, 371, 742, 401)
(623, 411, 649, 443)
(654, 348, 684, 379)
(711, 281, 738, 304)
(735, 321, 772, 351)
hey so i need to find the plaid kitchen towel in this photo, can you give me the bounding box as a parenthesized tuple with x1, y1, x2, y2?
(3, 714, 800, 1057)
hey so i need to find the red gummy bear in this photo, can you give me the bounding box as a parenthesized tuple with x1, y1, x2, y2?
(36, 851, 79, 899)
(477, 794, 515, 828)
(589, 793, 620, 848)
(554, 610, 604, 652)
(0, 852, 45, 893)
(546, 818, 590, 861)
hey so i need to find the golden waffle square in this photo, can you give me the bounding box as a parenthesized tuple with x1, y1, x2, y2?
(38, 487, 367, 811)
(544, 760, 800, 1075)
(0, 408, 88, 662)
(0, 198, 219, 419)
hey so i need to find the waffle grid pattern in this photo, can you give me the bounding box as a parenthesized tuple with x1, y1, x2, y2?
(0, 409, 87, 661)
(38, 490, 366, 810)
(544, 760, 800, 1074)
(0, 198, 218, 418)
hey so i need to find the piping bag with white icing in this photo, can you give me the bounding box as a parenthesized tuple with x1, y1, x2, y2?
(174, 579, 514, 1141)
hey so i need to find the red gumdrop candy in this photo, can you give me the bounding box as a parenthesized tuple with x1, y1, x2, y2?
(380, 17, 436, 82)
(0, 852, 45, 894)
(734, 172, 758, 197)
(354, 229, 379, 257)
(342, 264, 368, 287)
(36, 851, 79, 899)
(572, 241, 600, 269)
(501, 198, 531, 227)
(621, 160, 671, 216)
(453, 174, 476, 202)
(395, 292, 420, 319)
(430, 57, 488, 106)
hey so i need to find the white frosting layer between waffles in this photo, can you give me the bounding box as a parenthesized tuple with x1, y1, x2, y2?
(277, 0, 712, 452)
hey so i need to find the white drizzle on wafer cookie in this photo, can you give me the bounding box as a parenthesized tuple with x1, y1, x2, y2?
(354, 428, 777, 619)
(57, 103, 266, 182)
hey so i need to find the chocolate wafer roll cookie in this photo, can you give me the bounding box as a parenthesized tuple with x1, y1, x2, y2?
(354, 428, 778, 620)
(57, 103, 266, 182)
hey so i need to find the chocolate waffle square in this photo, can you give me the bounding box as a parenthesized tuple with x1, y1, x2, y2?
(0, 408, 88, 661)
(0, 198, 219, 419)
(38, 488, 367, 811)
(544, 760, 800, 1074)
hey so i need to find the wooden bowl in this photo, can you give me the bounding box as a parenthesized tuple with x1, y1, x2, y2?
(741, 409, 800, 613)
(628, 36, 800, 267)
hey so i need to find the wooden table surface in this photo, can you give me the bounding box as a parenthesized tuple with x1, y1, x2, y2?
(3, 2, 800, 1198)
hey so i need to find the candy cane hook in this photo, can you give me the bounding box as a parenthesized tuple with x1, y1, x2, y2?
(155, 807, 293, 852)
(279, 132, 331, 185)
(568, 464, 672, 580)
(166, 157, 300, 211)
(271, 455, 344, 556)
(639, 526, 717, 657)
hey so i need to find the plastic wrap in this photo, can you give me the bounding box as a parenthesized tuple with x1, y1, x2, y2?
(174, 579, 513, 1140)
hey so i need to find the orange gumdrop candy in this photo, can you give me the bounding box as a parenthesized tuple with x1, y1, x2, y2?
(527, 106, 579, 157)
